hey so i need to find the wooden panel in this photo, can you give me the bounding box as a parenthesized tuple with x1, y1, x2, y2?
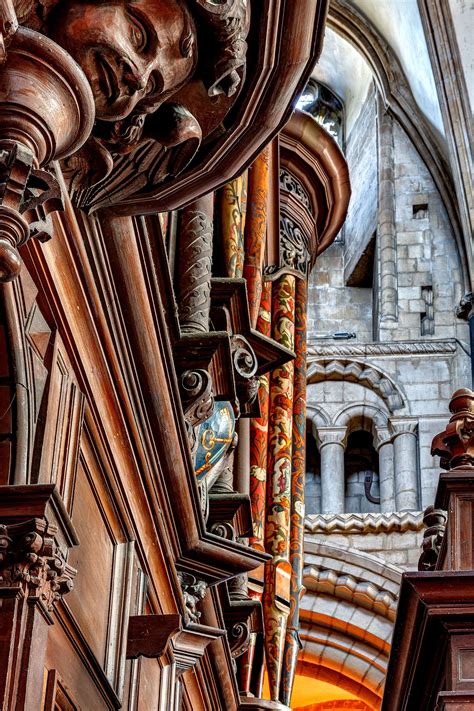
(45, 621, 111, 711)
(135, 658, 161, 711)
(67, 455, 115, 663)
(35, 332, 84, 509)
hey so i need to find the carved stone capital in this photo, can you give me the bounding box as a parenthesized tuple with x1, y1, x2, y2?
(177, 571, 208, 624)
(389, 417, 418, 438)
(374, 426, 393, 450)
(316, 426, 348, 450)
(0, 518, 75, 611)
(431, 389, 474, 469)
(418, 506, 447, 571)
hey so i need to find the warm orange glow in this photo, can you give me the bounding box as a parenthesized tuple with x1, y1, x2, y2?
(262, 672, 359, 707)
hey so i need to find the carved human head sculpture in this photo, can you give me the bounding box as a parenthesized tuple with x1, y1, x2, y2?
(15, 0, 250, 204)
(48, 0, 197, 122)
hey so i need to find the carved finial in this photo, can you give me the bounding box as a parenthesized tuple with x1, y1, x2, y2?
(418, 505, 447, 571)
(431, 388, 474, 469)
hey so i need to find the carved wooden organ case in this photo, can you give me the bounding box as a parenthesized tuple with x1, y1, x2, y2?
(0, 2, 352, 709)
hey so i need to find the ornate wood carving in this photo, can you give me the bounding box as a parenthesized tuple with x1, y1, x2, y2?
(0, 25, 94, 281)
(177, 571, 208, 624)
(0, 517, 75, 609)
(418, 506, 447, 572)
(432, 388, 474, 469)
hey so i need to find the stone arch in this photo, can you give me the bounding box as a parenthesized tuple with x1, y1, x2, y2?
(307, 404, 331, 429)
(298, 540, 404, 709)
(333, 403, 389, 436)
(307, 359, 406, 414)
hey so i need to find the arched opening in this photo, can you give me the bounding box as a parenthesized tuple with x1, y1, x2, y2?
(305, 419, 321, 515)
(344, 430, 380, 514)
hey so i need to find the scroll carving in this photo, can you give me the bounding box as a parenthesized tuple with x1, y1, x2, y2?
(15, 0, 250, 209)
(179, 369, 214, 426)
(0, 518, 76, 610)
(177, 571, 207, 623)
(418, 506, 447, 571)
(231, 334, 259, 414)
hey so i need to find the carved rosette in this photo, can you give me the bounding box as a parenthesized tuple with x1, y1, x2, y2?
(418, 506, 447, 571)
(431, 388, 474, 469)
(0, 518, 76, 610)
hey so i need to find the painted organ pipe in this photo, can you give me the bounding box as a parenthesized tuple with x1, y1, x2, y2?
(280, 277, 308, 704)
(220, 172, 248, 278)
(243, 146, 270, 327)
(263, 272, 296, 701)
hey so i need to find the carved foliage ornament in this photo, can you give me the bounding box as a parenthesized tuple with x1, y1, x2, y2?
(279, 214, 311, 275)
(14, 0, 250, 210)
(279, 168, 313, 214)
(0, 518, 76, 610)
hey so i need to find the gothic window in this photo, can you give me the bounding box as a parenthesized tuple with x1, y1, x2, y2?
(296, 79, 344, 149)
(344, 430, 380, 514)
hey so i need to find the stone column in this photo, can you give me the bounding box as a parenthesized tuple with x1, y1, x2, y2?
(376, 92, 398, 330)
(390, 418, 419, 511)
(316, 426, 347, 514)
(375, 426, 396, 512)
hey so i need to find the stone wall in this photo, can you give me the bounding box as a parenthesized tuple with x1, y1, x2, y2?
(343, 82, 378, 281)
(305, 85, 470, 523)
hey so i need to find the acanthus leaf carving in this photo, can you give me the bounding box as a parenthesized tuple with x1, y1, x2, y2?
(0, 518, 76, 610)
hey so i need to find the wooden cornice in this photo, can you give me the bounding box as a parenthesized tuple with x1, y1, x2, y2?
(280, 110, 351, 264)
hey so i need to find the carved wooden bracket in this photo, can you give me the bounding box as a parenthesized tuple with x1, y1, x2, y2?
(177, 571, 208, 624)
(126, 614, 181, 660)
(208, 492, 253, 541)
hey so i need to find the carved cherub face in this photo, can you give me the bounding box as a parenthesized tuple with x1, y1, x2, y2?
(49, 0, 197, 121)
